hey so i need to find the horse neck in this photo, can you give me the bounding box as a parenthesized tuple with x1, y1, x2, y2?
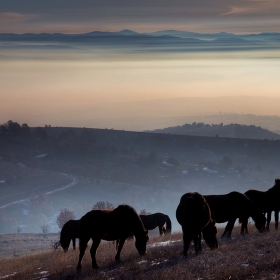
(267, 185, 280, 196)
(247, 199, 263, 222)
(130, 215, 145, 238)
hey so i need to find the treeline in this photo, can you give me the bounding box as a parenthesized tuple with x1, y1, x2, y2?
(0, 120, 49, 139)
(151, 122, 280, 140)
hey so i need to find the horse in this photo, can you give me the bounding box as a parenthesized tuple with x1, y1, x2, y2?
(140, 213, 172, 235)
(240, 179, 280, 235)
(176, 192, 218, 256)
(204, 191, 266, 238)
(60, 219, 80, 252)
(76, 204, 149, 271)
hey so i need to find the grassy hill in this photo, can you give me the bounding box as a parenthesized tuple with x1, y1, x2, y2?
(150, 122, 280, 140)
(0, 225, 280, 279)
(1, 124, 280, 234)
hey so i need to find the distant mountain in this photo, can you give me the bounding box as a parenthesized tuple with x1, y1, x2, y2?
(1, 30, 280, 53)
(149, 123, 280, 140)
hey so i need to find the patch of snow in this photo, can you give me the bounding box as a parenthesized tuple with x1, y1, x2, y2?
(163, 162, 174, 167)
(241, 263, 249, 267)
(0, 180, 5, 184)
(202, 167, 218, 174)
(182, 171, 188, 174)
(149, 240, 181, 248)
(35, 154, 47, 158)
(23, 209, 30, 215)
(0, 272, 17, 279)
(138, 260, 148, 264)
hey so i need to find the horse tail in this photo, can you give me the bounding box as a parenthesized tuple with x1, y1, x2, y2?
(165, 215, 172, 233)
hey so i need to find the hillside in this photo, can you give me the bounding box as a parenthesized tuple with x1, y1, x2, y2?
(0, 225, 280, 279)
(150, 122, 280, 140)
(1, 121, 280, 234)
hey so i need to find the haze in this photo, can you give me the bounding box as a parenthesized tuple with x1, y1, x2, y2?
(1, 0, 280, 130)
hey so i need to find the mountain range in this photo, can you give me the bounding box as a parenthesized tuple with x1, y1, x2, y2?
(1, 29, 280, 52)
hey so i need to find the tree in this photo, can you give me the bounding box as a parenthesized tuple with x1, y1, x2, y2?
(56, 208, 76, 229)
(92, 201, 114, 210)
(40, 224, 49, 237)
(139, 209, 151, 215)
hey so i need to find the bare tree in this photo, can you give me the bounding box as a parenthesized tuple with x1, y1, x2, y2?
(56, 208, 76, 229)
(92, 201, 114, 210)
(40, 224, 49, 237)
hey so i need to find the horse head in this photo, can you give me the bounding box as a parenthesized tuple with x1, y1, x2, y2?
(255, 214, 266, 233)
(135, 230, 149, 255)
(60, 234, 71, 252)
(202, 220, 218, 250)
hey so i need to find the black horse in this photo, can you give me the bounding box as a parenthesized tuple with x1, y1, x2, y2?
(60, 219, 80, 252)
(140, 213, 172, 235)
(240, 179, 280, 234)
(76, 204, 149, 271)
(176, 192, 218, 256)
(204, 191, 266, 238)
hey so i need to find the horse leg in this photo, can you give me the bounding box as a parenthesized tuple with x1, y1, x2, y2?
(159, 226, 163, 236)
(240, 216, 248, 236)
(193, 232, 202, 254)
(222, 219, 235, 238)
(90, 238, 101, 269)
(72, 238, 76, 250)
(182, 228, 192, 256)
(275, 211, 279, 230)
(244, 218, 249, 234)
(115, 238, 125, 261)
(116, 239, 120, 252)
(76, 236, 90, 271)
(162, 226, 166, 235)
(266, 212, 271, 231)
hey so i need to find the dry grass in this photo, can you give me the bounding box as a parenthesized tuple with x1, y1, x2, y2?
(1, 225, 280, 280)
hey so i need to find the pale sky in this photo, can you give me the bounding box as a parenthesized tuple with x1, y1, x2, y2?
(1, 0, 280, 34)
(1, 0, 280, 130)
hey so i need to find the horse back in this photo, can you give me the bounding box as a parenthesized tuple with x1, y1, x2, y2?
(245, 189, 273, 211)
(176, 192, 211, 230)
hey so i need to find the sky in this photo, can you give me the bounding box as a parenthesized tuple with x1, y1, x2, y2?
(1, 0, 280, 130)
(1, 0, 280, 34)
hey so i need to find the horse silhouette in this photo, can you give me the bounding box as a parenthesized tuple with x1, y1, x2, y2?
(176, 192, 218, 256)
(140, 213, 172, 235)
(204, 191, 266, 238)
(76, 204, 149, 271)
(59, 219, 80, 252)
(240, 179, 280, 234)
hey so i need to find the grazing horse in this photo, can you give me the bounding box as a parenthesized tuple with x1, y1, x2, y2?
(76, 204, 149, 271)
(140, 213, 172, 235)
(60, 220, 80, 252)
(240, 179, 280, 234)
(176, 192, 218, 256)
(204, 191, 266, 238)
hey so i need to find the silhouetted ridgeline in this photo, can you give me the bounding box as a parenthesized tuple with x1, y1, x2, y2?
(149, 122, 280, 140)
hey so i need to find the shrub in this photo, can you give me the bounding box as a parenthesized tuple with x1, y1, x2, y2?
(56, 208, 76, 229)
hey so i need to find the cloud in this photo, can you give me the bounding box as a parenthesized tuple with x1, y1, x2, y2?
(0, 12, 39, 24)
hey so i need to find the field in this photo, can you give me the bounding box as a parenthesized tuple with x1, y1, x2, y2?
(1, 225, 280, 280)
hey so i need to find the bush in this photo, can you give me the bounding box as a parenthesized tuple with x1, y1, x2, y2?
(56, 208, 75, 229)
